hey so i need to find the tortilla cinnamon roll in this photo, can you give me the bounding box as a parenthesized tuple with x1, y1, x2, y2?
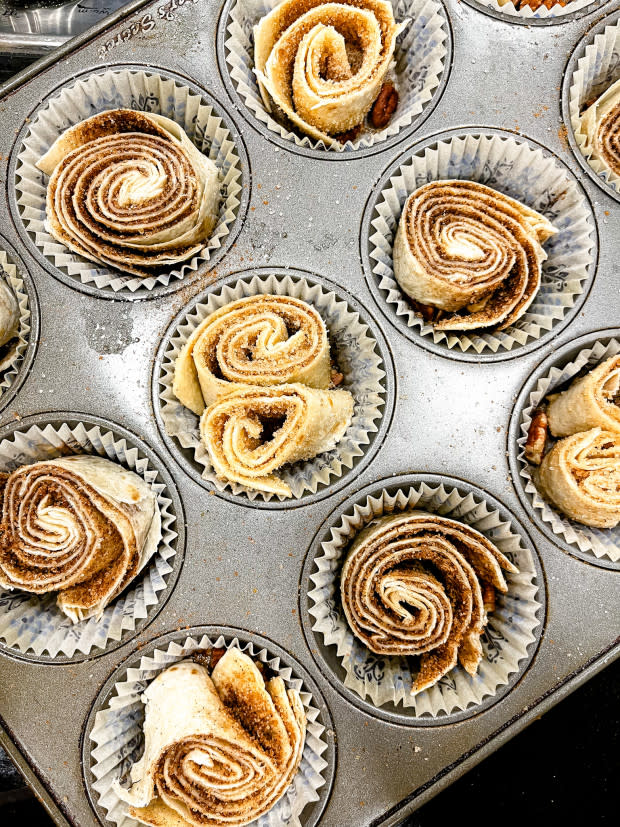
(116, 649, 306, 827)
(254, 0, 408, 146)
(340, 512, 518, 694)
(200, 383, 354, 496)
(547, 356, 620, 437)
(579, 78, 620, 179)
(538, 428, 620, 529)
(393, 180, 557, 331)
(173, 294, 331, 415)
(0, 455, 161, 622)
(36, 109, 221, 277)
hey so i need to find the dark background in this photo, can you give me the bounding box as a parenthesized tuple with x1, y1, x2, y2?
(1, 657, 618, 825)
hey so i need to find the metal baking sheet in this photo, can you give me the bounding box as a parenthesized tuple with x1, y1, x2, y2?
(0, 0, 619, 825)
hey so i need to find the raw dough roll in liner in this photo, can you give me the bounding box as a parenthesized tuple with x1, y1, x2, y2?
(578, 78, 620, 180)
(547, 356, 620, 437)
(393, 180, 557, 331)
(201, 383, 354, 497)
(254, 0, 408, 146)
(36, 109, 221, 277)
(340, 511, 518, 694)
(0, 455, 161, 623)
(538, 428, 620, 529)
(115, 649, 306, 827)
(173, 294, 330, 414)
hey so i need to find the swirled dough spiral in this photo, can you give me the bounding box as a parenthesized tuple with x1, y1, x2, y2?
(254, 0, 408, 146)
(579, 78, 620, 179)
(393, 180, 557, 331)
(36, 109, 221, 276)
(173, 294, 331, 415)
(116, 649, 306, 827)
(340, 512, 518, 694)
(200, 383, 354, 496)
(538, 428, 620, 528)
(0, 455, 161, 622)
(547, 356, 620, 437)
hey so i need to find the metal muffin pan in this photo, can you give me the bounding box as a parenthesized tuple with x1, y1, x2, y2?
(0, 1, 618, 826)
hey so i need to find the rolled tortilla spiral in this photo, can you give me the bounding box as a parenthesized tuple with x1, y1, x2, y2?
(36, 109, 221, 277)
(117, 650, 306, 827)
(254, 0, 408, 146)
(579, 78, 620, 179)
(393, 180, 557, 331)
(547, 356, 620, 437)
(538, 428, 620, 528)
(0, 455, 161, 622)
(200, 383, 354, 496)
(173, 294, 331, 415)
(340, 512, 518, 694)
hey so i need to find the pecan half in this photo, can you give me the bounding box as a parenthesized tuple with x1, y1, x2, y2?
(525, 409, 549, 466)
(369, 82, 399, 129)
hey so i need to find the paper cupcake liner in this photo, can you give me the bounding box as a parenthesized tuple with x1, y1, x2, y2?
(309, 481, 542, 716)
(157, 272, 387, 502)
(470, 0, 595, 21)
(14, 67, 244, 294)
(568, 17, 620, 193)
(0, 248, 31, 399)
(367, 131, 595, 355)
(517, 337, 620, 563)
(222, 0, 448, 152)
(0, 421, 179, 659)
(88, 633, 329, 827)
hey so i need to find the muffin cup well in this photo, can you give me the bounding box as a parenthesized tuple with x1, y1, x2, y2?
(13, 66, 245, 296)
(85, 629, 333, 827)
(364, 129, 596, 359)
(305, 476, 543, 720)
(221, 0, 449, 153)
(0, 415, 182, 661)
(465, 0, 597, 24)
(0, 246, 32, 404)
(155, 269, 391, 505)
(512, 334, 620, 566)
(567, 14, 620, 197)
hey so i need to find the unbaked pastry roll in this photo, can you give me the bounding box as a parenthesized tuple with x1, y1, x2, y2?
(200, 383, 354, 496)
(393, 180, 557, 330)
(116, 649, 306, 827)
(547, 356, 620, 437)
(36, 109, 221, 277)
(579, 77, 620, 179)
(254, 0, 408, 146)
(340, 511, 517, 694)
(173, 294, 330, 414)
(0, 455, 161, 622)
(538, 428, 620, 528)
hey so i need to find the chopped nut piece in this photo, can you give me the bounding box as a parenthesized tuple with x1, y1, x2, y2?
(331, 371, 344, 387)
(369, 82, 399, 129)
(482, 583, 496, 614)
(525, 409, 549, 466)
(336, 125, 362, 144)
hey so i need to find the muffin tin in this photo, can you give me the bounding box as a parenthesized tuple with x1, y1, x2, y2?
(0, 1, 618, 825)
